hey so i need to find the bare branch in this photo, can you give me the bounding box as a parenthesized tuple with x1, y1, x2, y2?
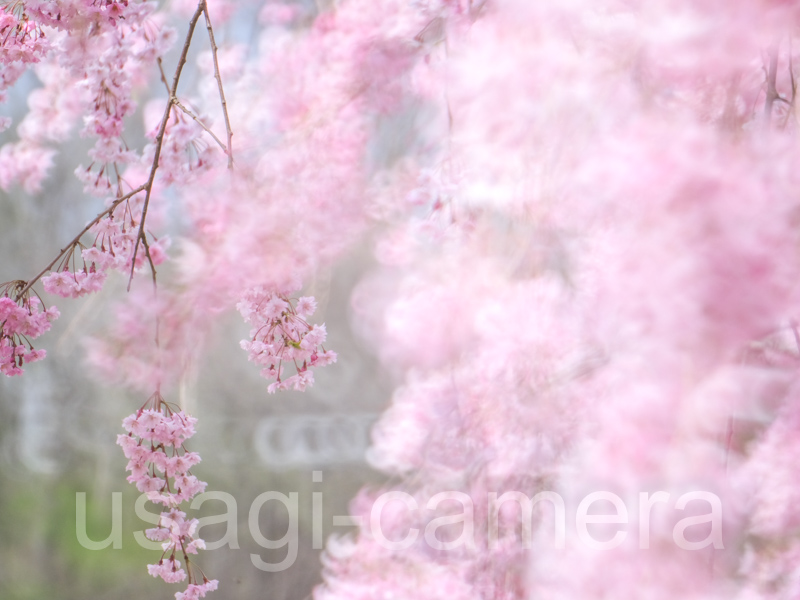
(128, 0, 206, 290)
(20, 0, 233, 300)
(203, 5, 234, 169)
(16, 184, 147, 300)
(172, 96, 228, 153)
(156, 57, 172, 96)
(764, 42, 780, 126)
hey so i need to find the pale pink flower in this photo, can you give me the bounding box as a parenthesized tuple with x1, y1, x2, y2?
(296, 296, 317, 317)
(0, 286, 58, 376)
(147, 558, 186, 584)
(175, 579, 219, 600)
(238, 291, 335, 391)
(118, 392, 209, 592)
(42, 272, 80, 298)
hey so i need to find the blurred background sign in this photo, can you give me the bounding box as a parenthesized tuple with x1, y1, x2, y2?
(253, 414, 377, 468)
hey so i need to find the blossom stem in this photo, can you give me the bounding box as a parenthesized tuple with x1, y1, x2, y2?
(128, 0, 207, 291)
(16, 184, 146, 300)
(203, 4, 234, 170)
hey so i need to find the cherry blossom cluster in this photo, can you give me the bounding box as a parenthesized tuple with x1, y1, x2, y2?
(71, 4, 176, 196)
(0, 281, 59, 376)
(41, 259, 108, 298)
(88, 202, 170, 271)
(83, 0, 131, 24)
(1, 0, 177, 193)
(144, 107, 222, 187)
(117, 396, 205, 504)
(144, 508, 218, 600)
(21, 0, 136, 29)
(307, 1, 800, 599)
(238, 290, 337, 393)
(117, 392, 216, 598)
(173, 578, 219, 600)
(41, 195, 170, 299)
(0, 3, 50, 65)
(13, 0, 800, 598)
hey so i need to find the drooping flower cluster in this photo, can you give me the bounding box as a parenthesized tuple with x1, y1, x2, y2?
(1, 0, 178, 193)
(144, 507, 218, 599)
(117, 392, 216, 598)
(307, 1, 800, 600)
(174, 578, 219, 600)
(41, 193, 170, 299)
(21, 0, 137, 29)
(0, 281, 59, 376)
(41, 257, 108, 299)
(82, 0, 132, 24)
(238, 290, 337, 393)
(0, 3, 50, 65)
(118, 394, 206, 505)
(73, 6, 177, 197)
(143, 105, 222, 187)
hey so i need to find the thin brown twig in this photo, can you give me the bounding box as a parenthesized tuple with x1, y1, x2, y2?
(764, 42, 780, 126)
(15, 184, 147, 300)
(792, 38, 797, 106)
(203, 5, 234, 169)
(782, 37, 797, 129)
(140, 232, 158, 288)
(128, 0, 206, 290)
(112, 162, 124, 197)
(20, 0, 233, 301)
(172, 96, 228, 153)
(161, 34, 227, 154)
(156, 57, 172, 96)
(790, 320, 800, 353)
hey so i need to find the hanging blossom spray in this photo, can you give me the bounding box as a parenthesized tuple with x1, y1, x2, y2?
(118, 391, 217, 599)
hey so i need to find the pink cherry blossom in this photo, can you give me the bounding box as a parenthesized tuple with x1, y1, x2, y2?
(175, 579, 219, 600)
(7, 0, 800, 599)
(238, 290, 336, 392)
(0, 281, 59, 376)
(119, 391, 211, 595)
